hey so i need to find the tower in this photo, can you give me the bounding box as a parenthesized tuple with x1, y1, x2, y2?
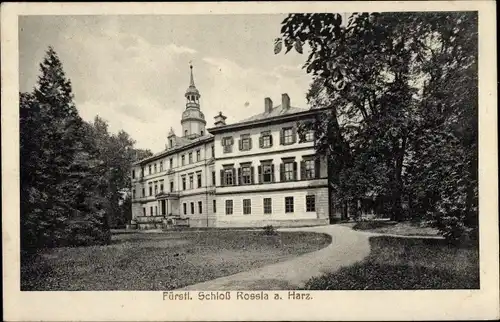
(181, 65, 206, 139)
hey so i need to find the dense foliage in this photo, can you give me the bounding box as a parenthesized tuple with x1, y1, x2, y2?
(20, 47, 152, 251)
(276, 12, 478, 242)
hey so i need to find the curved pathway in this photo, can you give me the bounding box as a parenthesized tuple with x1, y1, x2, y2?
(177, 225, 372, 290)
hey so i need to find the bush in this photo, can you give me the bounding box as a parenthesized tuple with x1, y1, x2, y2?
(352, 220, 397, 231)
(262, 225, 278, 236)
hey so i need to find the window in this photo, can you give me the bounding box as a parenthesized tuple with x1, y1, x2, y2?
(263, 198, 272, 214)
(240, 166, 253, 185)
(132, 189, 136, 199)
(306, 195, 316, 212)
(155, 206, 158, 215)
(260, 131, 273, 148)
(196, 150, 201, 161)
(154, 182, 158, 195)
(197, 173, 202, 188)
(143, 208, 146, 216)
(159, 180, 164, 192)
(222, 137, 233, 153)
(170, 181, 174, 192)
(225, 200, 233, 215)
(169, 139, 173, 148)
(198, 201, 203, 214)
(223, 168, 234, 186)
(183, 203, 187, 215)
(305, 130, 314, 142)
(285, 197, 294, 213)
(212, 171, 216, 186)
(154, 163, 157, 173)
(184, 130, 188, 136)
(260, 163, 274, 183)
(189, 174, 194, 189)
(213, 200, 217, 213)
(148, 165, 152, 174)
(190, 202, 194, 215)
(201, 130, 204, 136)
(142, 187, 145, 197)
(149, 183, 153, 196)
(243, 199, 251, 215)
(169, 158, 173, 169)
(281, 127, 296, 145)
(189, 152, 193, 164)
(211, 145, 215, 158)
(281, 160, 297, 182)
(303, 159, 315, 179)
(159, 161, 163, 172)
(182, 176, 186, 190)
(150, 206, 153, 216)
(239, 134, 252, 151)
(132, 170, 135, 179)
(181, 155, 185, 166)
(141, 167, 144, 177)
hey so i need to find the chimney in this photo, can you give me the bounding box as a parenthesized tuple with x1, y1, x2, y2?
(281, 93, 290, 110)
(214, 111, 227, 127)
(264, 97, 273, 113)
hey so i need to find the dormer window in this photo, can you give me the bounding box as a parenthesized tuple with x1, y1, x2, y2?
(169, 139, 173, 148)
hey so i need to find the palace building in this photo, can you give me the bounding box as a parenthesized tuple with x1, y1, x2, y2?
(129, 66, 333, 229)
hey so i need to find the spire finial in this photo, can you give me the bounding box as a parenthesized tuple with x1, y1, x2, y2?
(189, 62, 195, 87)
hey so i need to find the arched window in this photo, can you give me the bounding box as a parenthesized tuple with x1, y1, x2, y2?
(185, 130, 188, 137)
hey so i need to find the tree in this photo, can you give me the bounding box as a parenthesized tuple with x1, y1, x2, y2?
(276, 12, 478, 241)
(20, 47, 111, 250)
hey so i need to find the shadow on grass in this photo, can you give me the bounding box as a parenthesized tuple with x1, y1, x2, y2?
(302, 236, 479, 290)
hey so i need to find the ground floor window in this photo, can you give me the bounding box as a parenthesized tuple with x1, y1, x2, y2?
(243, 199, 251, 215)
(198, 201, 203, 214)
(225, 200, 233, 215)
(306, 195, 316, 212)
(285, 196, 294, 213)
(263, 198, 272, 214)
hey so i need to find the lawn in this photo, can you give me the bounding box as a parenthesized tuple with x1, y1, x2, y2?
(351, 220, 440, 237)
(21, 230, 331, 291)
(303, 236, 479, 290)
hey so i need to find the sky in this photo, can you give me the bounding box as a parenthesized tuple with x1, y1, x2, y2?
(19, 15, 314, 152)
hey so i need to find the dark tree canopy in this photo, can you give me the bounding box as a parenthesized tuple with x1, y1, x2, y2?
(276, 12, 478, 242)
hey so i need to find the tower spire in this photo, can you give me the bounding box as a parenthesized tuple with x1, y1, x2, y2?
(189, 64, 195, 87)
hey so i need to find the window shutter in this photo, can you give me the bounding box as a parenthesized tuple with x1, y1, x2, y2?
(269, 134, 273, 147)
(220, 169, 224, 186)
(238, 139, 243, 151)
(271, 164, 275, 182)
(280, 163, 284, 181)
(237, 167, 242, 185)
(259, 136, 263, 148)
(315, 158, 321, 178)
(230, 137, 234, 145)
(258, 165, 262, 184)
(221, 138, 226, 147)
(279, 129, 284, 145)
(250, 166, 255, 184)
(291, 127, 297, 144)
(248, 138, 252, 150)
(232, 168, 236, 185)
(300, 161, 305, 180)
(293, 162, 298, 180)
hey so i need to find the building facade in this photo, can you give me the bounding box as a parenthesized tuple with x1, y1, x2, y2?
(129, 66, 332, 229)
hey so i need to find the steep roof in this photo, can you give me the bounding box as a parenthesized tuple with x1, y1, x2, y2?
(238, 104, 308, 123)
(133, 134, 214, 165)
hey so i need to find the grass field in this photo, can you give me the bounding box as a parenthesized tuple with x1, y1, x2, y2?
(21, 230, 331, 291)
(352, 220, 440, 237)
(304, 236, 479, 290)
